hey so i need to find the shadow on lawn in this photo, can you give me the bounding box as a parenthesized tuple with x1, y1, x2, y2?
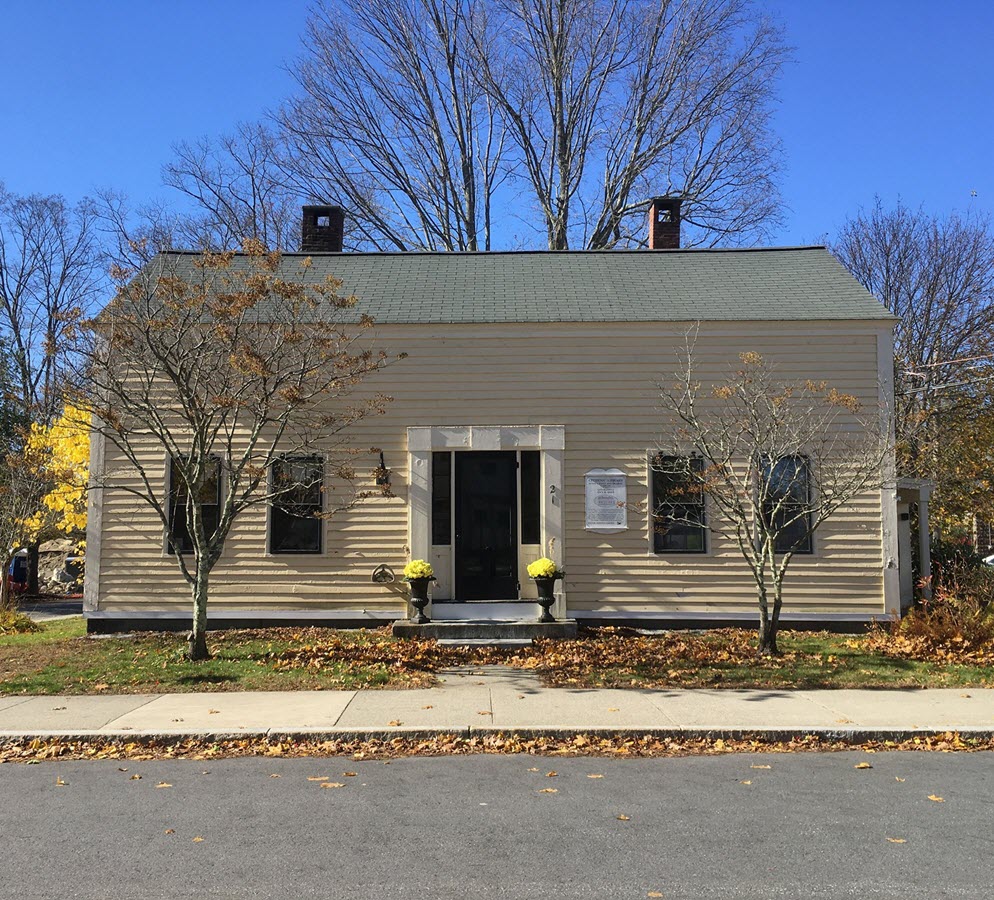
(176, 673, 238, 686)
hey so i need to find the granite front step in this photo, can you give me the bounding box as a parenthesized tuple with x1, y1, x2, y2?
(392, 619, 578, 641)
(436, 638, 533, 648)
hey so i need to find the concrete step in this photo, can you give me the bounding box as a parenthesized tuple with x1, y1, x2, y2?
(436, 638, 533, 649)
(431, 601, 541, 621)
(392, 618, 578, 641)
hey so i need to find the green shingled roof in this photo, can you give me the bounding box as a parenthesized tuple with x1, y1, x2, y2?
(157, 246, 891, 323)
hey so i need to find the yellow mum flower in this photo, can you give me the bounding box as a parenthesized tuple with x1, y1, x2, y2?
(403, 559, 434, 580)
(527, 557, 561, 579)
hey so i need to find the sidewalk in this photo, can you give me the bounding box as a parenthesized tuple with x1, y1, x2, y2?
(2, 666, 993, 743)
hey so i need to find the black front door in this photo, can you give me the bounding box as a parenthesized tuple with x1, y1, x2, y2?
(455, 452, 518, 600)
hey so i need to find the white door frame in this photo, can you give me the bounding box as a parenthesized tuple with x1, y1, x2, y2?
(408, 425, 566, 618)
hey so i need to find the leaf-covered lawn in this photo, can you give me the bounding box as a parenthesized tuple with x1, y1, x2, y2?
(1, 620, 991, 695)
(0, 620, 426, 695)
(518, 629, 994, 689)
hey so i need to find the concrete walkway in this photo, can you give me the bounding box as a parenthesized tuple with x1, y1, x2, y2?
(2, 666, 993, 742)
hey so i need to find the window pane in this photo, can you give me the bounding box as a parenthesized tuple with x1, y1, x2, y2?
(431, 452, 451, 545)
(270, 506, 322, 553)
(763, 455, 813, 554)
(652, 455, 706, 553)
(168, 457, 220, 555)
(520, 451, 541, 545)
(271, 457, 323, 554)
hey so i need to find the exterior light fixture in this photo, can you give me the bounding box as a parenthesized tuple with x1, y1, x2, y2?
(374, 450, 391, 487)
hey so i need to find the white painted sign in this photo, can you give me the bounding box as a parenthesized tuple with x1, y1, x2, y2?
(584, 468, 627, 532)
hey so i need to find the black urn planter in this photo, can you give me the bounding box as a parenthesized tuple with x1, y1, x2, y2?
(407, 577, 434, 624)
(533, 575, 561, 623)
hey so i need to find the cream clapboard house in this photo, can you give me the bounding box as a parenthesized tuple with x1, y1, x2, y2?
(85, 201, 930, 633)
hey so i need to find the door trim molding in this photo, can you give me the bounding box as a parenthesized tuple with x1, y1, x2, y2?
(408, 426, 566, 618)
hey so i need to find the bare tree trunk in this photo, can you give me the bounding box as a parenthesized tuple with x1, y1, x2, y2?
(0, 555, 12, 611)
(759, 575, 786, 655)
(188, 567, 210, 661)
(756, 582, 779, 655)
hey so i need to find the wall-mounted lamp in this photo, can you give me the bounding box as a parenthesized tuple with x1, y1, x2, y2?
(374, 450, 391, 487)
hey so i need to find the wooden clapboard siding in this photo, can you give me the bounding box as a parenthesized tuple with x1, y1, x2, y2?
(93, 320, 890, 616)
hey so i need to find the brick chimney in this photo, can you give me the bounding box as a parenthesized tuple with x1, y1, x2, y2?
(648, 197, 682, 249)
(301, 205, 345, 252)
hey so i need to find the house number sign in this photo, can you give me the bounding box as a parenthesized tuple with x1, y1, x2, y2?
(584, 468, 627, 533)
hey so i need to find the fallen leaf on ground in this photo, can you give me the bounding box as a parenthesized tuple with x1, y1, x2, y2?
(117, 767, 128, 772)
(388, 720, 403, 727)
(93, 684, 110, 691)
(740, 780, 752, 785)
(208, 710, 219, 715)
(156, 782, 172, 788)
(527, 767, 539, 772)
(192, 836, 204, 843)
(343, 772, 358, 777)
(895, 777, 906, 782)
(750, 765, 771, 770)
(546, 771, 558, 777)
(538, 788, 558, 794)
(55, 776, 66, 786)
(52, 707, 66, 711)
(130, 774, 142, 781)
(608, 708, 619, 712)
(320, 782, 346, 789)
(587, 774, 604, 779)
(478, 711, 492, 716)
(164, 829, 175, 835)
(648, 893, 664, 898)
(928, 794, 944, 803)
(269, 774, 281, 779)
(422, 705, 433, 710)
(854, 762, 873, 770)
(616, 814, 631, 821)
(886, 838, 906, 843)
(307, 776, 329, 782)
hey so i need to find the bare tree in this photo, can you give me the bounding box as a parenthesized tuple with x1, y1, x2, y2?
(79, 242, 398, 659)
(833, 200, 994, 523)
(163, 122, 301, 251)
(281, 0, 508, 251)
(95, 189, 187, 272)
(0, 184, 102, 425)
(657, 344, 890, 654)
(280, 0, 787, 251)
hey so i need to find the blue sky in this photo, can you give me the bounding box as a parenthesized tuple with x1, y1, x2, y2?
(1, 0, 991, 245)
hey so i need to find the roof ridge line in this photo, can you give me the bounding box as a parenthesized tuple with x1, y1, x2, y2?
(157, 245, 828, 258)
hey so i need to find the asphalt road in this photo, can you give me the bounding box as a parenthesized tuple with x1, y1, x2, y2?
(1, 751, 991, 899)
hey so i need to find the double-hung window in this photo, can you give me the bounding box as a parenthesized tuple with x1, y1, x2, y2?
(270, 456, 324, 554)
(651, 454, 707, 553)
(762, 455, 814, 555)
(168, 457, 220, 555)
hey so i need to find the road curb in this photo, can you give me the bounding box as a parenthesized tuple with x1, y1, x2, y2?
(2, 726, 993, 745)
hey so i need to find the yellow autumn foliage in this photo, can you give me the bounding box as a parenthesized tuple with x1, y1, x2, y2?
(22, 405, 89, 540)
